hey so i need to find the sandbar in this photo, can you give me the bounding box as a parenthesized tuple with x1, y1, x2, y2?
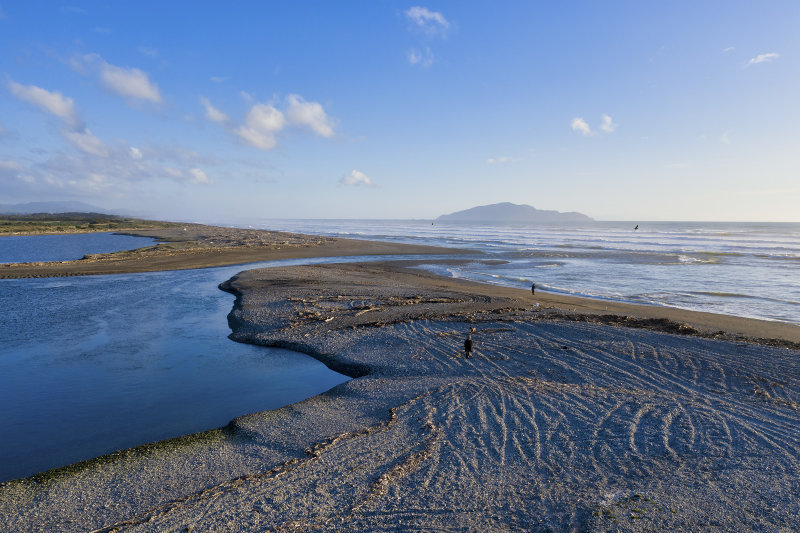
(1, 259, 798, 531)
(0, 223, 467, 278)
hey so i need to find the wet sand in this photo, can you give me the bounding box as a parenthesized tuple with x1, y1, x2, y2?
(1, 260, 798, 532)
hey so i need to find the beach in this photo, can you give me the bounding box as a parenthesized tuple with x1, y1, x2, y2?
(1, 230, 799, 531)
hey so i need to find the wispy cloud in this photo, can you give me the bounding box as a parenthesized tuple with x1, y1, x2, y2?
(722, 46, 735, 53)
(571, 117, 592, 136)
(210, 76, 230, 83)
(7, 80, 82, 129)
(6, 79, 111, 156)
(405, 6, 449, 35)
(138, 46, 159, 57)
(720, 131, 731, 144)
(200, 97, 229, 123)
(286, 94, 335, 137)
(487, 156, 512, 164)
(340, 169, 372, 186)
(0, 159, 24, 172)
(75, 53, 162, 104)
(600, 114, 618, 133)
(404, 6, 449, 68)
(4, 141, 216, 199)
(63, 128, 109, 157)
(408, 47, 434, 67)
(747, 52, 779, 66)
(572, 114, 618, 136)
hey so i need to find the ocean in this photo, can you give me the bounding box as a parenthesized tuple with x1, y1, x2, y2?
(255, 220, 800, 325)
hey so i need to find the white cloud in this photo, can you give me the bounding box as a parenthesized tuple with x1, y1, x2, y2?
(99, 63, 161, 102)
(406, 6, 449, 35)
(210, 76, 230, 83)
(235, 103, 286, 150)
(747, 52, 780, 66)
(340, 169, 372, 186)
(600, 114, 618, 133)
(723, 46, 735, 53)
(487, 156, 510, 164)
(200, 97, 229, 123)
(5, 79, 118, 158)
(7, 80, 82, 129)
(62, 128, 109, 156)
(285, 94, 334, 137)
(408, 47, 434, 67)
(188, 168, 212, 185)
(571, 117, 592, 136)
(720, 131, 731, 144)
(78, 54, 161, 103)
(129, 147, 143, 160)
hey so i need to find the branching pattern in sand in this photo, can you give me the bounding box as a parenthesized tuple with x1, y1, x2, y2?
(89, 264, 800, 532)
(3, 263, 798, 532)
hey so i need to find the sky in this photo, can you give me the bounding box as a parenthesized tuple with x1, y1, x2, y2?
(1, 2, 799, 222)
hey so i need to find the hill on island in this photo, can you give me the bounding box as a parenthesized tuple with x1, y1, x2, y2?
(436, 202, 594, 223)
(0, 201, 113, 215)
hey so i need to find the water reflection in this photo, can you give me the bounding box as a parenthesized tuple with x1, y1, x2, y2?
(0, 263, 350, 482)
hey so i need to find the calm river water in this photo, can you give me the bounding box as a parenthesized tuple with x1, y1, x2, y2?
(0, 238, 351, 482)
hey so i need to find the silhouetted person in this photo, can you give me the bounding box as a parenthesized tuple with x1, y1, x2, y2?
(531, 283, 536, 295)
(464, 335, 473, 358)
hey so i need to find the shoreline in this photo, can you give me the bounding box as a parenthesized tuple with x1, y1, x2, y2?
(0, 223, 470, 278)
(1, 261, 798, 530)
(2, 223, 797, 337)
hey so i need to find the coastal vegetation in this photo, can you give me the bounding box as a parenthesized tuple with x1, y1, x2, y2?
(0, 213, 179, 235)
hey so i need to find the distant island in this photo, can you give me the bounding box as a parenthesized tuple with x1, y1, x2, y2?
(436, 202, 594, 223)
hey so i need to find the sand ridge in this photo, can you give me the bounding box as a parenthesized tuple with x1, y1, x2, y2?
(2, 261, 798, 531)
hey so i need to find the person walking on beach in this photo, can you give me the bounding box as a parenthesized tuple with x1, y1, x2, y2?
(531, 283, 536, 295)
(464, 335, 473, 358)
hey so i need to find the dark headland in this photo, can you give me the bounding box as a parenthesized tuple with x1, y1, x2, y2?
(436, 202, 594, 223)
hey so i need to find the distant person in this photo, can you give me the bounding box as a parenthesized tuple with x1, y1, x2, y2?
(531, 283, 536, 295)
(464, 335, 473, 358)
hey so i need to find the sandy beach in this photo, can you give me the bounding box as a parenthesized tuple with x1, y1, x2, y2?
(1, 245, 799, 530)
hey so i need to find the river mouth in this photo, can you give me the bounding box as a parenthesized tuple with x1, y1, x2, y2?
(0, 263, 349, 483)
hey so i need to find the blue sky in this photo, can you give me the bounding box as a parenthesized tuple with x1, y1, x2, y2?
(1, 2, 798, 222)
